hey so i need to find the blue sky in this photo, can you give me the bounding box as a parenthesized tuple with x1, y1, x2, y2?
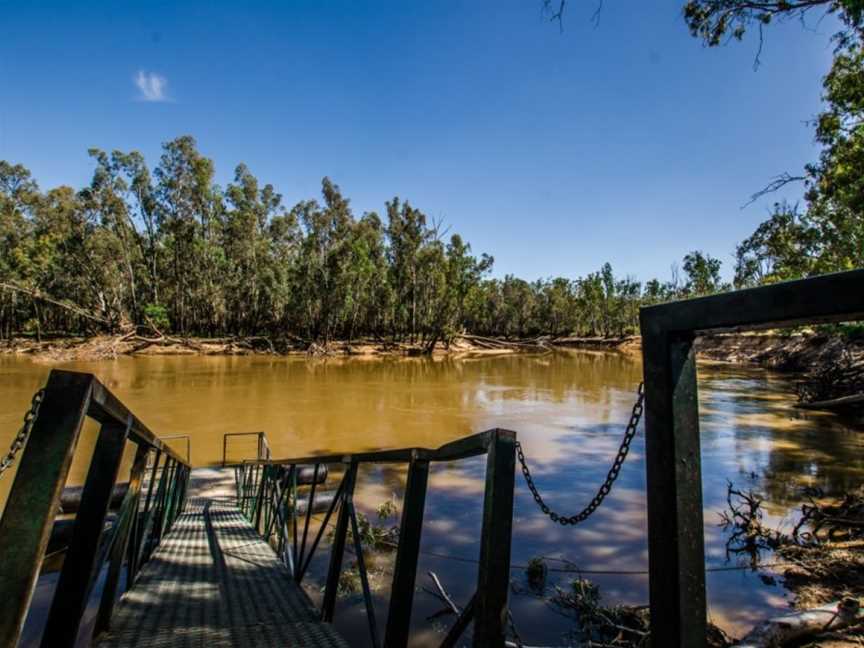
(0, 1, 838, 283)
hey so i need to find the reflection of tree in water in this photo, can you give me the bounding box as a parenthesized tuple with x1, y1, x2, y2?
(699, 365, 864, 509)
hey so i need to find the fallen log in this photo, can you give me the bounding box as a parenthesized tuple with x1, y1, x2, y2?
(59, 482, 129, 513)
(0, 282, 112, 327)
(738, 598, 862, 647)
(456, 334, 550, 352)
(295, 465, 328, 485)
(294, 490, 336, 517)
(47, 514, 117, 555)
(796, 392, 864, 411)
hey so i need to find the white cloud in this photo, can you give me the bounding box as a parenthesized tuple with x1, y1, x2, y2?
(134, 70, 169, 102)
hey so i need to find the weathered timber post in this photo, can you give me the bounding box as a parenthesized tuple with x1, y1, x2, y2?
(474, 429, 516, 647)
(0, 371, 93, 647)
(42, 417, 131, 647)
(641, 321, 706, 647)
(384, 453, 430, 648)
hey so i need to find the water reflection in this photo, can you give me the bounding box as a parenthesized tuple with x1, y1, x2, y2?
(1, 352, 862, 643)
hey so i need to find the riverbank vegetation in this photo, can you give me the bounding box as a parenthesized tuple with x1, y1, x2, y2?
(0, 144, 727, 347)
(1, 1, 862, 356)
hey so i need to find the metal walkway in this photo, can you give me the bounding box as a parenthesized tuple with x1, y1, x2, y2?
(96, 470, 349, 648)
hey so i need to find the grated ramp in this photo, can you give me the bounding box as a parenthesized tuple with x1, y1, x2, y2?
(96, 476, 349, 647)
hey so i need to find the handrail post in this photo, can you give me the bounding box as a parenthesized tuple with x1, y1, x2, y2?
(94, 442, 149, 637)
(473, 429, 516, 648)
(254, 463, 267, 532)
(42, 418, 131, 647)
(322, 461, 357, 622)
(0, 370, 94, 648)
(641, 328, 707, 647)
(154, 457, 176, 543)
(384, 454, 430, 648)
(136, 452, 168, 569)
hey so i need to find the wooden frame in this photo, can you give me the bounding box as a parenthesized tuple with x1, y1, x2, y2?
(639, 269, 864, 647)
(0, 369, 191, 648)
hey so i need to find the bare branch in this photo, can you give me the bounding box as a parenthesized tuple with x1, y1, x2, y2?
(743, 172, 807, 207)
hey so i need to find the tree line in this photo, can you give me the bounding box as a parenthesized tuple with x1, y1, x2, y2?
(2, 0, 862, 346)
(0, 139, 729, 345)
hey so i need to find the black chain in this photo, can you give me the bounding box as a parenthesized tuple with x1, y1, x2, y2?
(516, 382, 645, 525)
(0, 388, 45, 478)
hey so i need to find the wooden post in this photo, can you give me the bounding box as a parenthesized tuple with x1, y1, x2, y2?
(42, 418, 131, 647)
(384, 455, 430, 648)
(473, 429, 516, 647)
(322, 462, 357, 622)
(641, 326, 707, 648)
(0, 371, 93, 647)
(94, 442, 149, 636)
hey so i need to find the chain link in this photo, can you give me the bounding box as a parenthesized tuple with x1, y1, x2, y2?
(516, 382, 644, 525)
(0, 388, 46, 478)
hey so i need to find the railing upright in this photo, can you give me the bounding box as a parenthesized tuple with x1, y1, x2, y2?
(473, 429, 517, 646)
(0, 369, 192, 648)
(321, 461, 357, 622)
(0, 371, 93, 645)
(228, 428, 517, 648)
(95, 444, 150, 635)
(41, 418, 132, 648)
(383, 453, 430, 648)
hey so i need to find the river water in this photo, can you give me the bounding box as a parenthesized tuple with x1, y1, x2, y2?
(1, 351, 862, 645)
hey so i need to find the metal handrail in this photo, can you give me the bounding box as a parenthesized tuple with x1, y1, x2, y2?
(159, 434, 192, 464)
(0, 369, 193, 648)
(230, 428, 516, 648)
(222, 431, 269, 466)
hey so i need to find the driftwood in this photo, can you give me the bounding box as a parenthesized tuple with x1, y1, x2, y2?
(425, 571, 461, 615)
(294, 490, 336, 517)
(456, 334, 551, 353)
(796, 392, 864, 411)
(738, 599, 862, 647)
(60, 482, 128, 514)
(798, 346, 864, 407)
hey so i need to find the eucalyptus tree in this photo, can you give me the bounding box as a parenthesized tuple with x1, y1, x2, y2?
(223, 163, 289, 334)
(153, 136, 224, 334)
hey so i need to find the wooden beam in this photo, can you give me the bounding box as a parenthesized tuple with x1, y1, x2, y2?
(642, 268, 864, 334)
(0, 370, 93, 647)
(473, 429, 516, 647)
(640, 327, 707, 648)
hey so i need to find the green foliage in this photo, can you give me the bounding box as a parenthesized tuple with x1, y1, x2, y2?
(682, 250, 725, 296)
(6, 138, 683, 342)
(143, 303, 170, 331)
(683, 1, 864, 50)
(376, 499, 398, 520)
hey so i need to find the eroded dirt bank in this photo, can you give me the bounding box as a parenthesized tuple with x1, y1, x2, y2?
(0, 330, 859, 370)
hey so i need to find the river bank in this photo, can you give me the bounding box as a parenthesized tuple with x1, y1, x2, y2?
(0, 329, 857, 369)
(0, 332, 639, 362)
(5, 329, 861, 412)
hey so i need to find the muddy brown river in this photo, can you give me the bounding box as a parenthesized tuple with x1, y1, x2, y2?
(2, 351, 862, 645)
